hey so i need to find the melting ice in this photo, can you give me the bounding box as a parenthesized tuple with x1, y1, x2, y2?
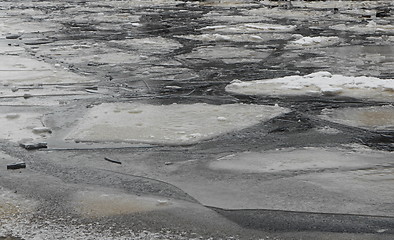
(66, 102, 289, 145)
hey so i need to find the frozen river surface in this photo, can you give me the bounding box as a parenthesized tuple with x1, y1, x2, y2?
(0, 0, 394, 239)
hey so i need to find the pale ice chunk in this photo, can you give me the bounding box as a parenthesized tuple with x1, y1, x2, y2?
(286, 36, 341, 48)
(319, 105, 394, 131)
(110, 37, 182, 55)
(0, 111, 48, 142)
(209, 147, 392, 173)
(330, 21, 394, 34)
(199, 23, 296, 33)
(225, 72, 394, 102)
(177, 46, 271, 64)
(315, 126, 342, 135)
(0, 55, 95, 85)
(66, 103, 289, 145)
(175, 33, 292, 43)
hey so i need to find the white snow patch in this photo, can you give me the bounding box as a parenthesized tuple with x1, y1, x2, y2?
(175, 33, 291, 43)
(320, 105, 394, 131)
(315, 126, 342, 135)
(286, 36, 341, 48)
(225, 72, 394, 102)
(66, 103, 289, 145)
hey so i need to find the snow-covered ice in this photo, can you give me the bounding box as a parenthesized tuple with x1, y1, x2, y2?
(176, 33, 292, 43)
(226, 72, 394, 102)
(66, 102, 289, 145)
(286, 35, 341, 48)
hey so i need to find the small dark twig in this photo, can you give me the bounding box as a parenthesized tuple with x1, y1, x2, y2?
(104, 157, 122, 165)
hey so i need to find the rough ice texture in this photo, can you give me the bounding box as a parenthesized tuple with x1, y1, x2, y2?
(286, 36, 341, 48)
(330, 21, 394, 34)
(175, 33, 292, 43)
(66, 103, 289, 145)
(225, 71, 394, 102)
(319, 105, 394, 131)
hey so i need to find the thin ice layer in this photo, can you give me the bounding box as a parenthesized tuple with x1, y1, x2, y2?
(66, 103, 289, 145)
(319, 105, 394, 131)
(209, 147, 386, 173)
(225, 71, 394, 102)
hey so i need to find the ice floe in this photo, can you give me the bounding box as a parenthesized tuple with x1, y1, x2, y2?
(177, 46, 271, 64)
(0, 111, 51, 142)
(109, 37, 182, 55)
(0, 55, 94, 85)
(286, 35, 341, 48)
(66, 102, 289, 145)
(319, 105, 394, 131)
(176, 33, 292, 43)
(226, 71, 394, 102)
(330, 21, 394, 34)
(209, 147, 392, 173)
(199, 23, 296, 33)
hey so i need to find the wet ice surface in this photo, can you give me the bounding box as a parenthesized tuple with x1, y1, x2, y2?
(1, 0, 394, 239)
(319, 105, 394, 131)
(67, 102, 288, 145)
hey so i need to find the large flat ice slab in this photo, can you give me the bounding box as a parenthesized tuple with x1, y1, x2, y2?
(0, 55, 95, 85)
(319, 105, 394, 131)
(178, 146, 394, 216)
(209, 147, 390, 173)
(66, 102, 289, 145)
(226, 71, 394, 102)
(0, 110, 51, 142)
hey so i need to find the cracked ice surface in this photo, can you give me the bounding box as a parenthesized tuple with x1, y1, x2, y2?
(66, 103, 289, 145)
(226, 72, 394, 102)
